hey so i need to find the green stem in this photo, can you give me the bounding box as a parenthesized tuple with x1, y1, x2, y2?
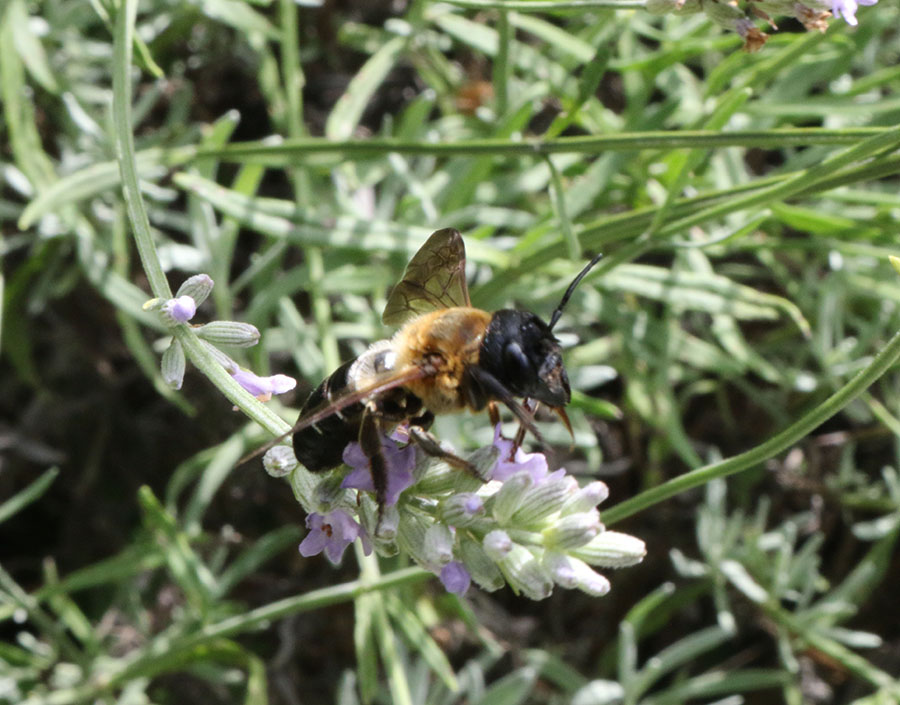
(195, 127, 893, 164)
(280, 0, 340, 371)
(111, 0, 170, 300)
(494, 10, 511, 117)
(112, 0, 293, 438)
(604, 325, 900, 525)
(655, 127, 900, 240)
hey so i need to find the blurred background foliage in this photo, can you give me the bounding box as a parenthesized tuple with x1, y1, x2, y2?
(2, 0, 900, 703)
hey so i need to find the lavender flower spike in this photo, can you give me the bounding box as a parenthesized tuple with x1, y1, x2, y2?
(299, 510, 371, 564)
(231, 368, 297, 401)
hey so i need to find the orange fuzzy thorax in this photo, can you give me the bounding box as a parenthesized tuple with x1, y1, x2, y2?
(392, 307, 492, 414)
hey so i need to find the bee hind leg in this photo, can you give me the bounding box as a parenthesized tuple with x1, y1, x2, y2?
(358, 409, 389, 531)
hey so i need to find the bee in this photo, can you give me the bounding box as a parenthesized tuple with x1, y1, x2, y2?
(290, 229, 602, 519)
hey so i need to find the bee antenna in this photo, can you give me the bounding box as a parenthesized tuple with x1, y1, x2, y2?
(548, 252, 603, 330)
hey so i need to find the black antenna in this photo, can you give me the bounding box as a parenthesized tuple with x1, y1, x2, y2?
(548, 252, 603, 331)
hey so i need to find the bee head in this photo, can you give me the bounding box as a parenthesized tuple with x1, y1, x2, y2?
(479, 309, 571, 406)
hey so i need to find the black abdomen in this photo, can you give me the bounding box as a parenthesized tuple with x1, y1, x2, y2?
(293, 361, 363, 472)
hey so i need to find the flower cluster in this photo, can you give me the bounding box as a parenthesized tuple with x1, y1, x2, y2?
(646, 0, 878, 52)
(280, 425, 646, 600)
(144, 274, 296, 399)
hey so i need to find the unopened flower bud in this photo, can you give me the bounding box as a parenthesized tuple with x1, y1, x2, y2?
(543, 552, 611, 596)
(468, 445, 499, 481)
(440, 492, 485, 527)
(311, 473, 346, 506)
(415, 458, 482, 495)
(458, 537, 504, 591)
(161, 295, 197, 325)
(492, 473, 533, 525)
(161, 339, 185, 389)
(510, 474, 574, 527)
(572, 530, 647, 568)
(423, 524, 455, 569)
(560, 481, 609, 516)
(495, 543, 553, 600)
(375, 505, 400, 543)
(483, 529, 513, 561)
(542, 510, 602, 550)
(175, 273, 214, 306)
(195, 321, 261, 347)
(397, 512, 431, 566)
(439, 562, 471, 595)
(263, 445, 297, 478)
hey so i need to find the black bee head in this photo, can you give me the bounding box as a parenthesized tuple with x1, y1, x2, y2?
(479, 309, 571, 407)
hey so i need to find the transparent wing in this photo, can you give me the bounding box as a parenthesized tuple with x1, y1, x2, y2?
(382, 228, 471, 326)
(292, 365, 429, 434)
(236, 364, 430, 467)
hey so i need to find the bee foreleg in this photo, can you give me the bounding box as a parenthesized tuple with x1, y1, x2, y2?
(510, 399, 535, 459)
(408, 426, 481, 479)
(466, 367, 547, 451)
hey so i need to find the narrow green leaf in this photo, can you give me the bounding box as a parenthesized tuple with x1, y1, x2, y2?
(472, 666, 538, 705)
(385, 593, 458, 692)
(326, 36, 407, 140)
(18, 147, 195, 230)
(137, 486, 219, 613)
(216, 526, 304, 597)
(8, 0, 59, 93)
(0, 467, 59, 525)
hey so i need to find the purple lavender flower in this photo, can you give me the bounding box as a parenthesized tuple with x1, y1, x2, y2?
(439, 561, 471, 595)
(490, 425, 550, 483)
(341, 434, 416, 506)
(299, 509, 371, 564)
(231, 369, 297, 401)
(831, 0, 876, 25)
(162, 295, 197, 324)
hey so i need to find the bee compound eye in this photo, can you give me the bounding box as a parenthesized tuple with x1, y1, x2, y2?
(504, 341, 532, 375)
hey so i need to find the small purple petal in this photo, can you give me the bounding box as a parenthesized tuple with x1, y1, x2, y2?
(267, 374, 297, 394)
(231, 369, 297, 399)
(163, 295, 197, 324)
(831, 0, 870, 24)
(298, 530, 329, 557)
(464, 495, 484, 515)
(298, 510, 367, 565)
(341, 434, 416, 506)
(491, 425, 550, 483)
(439, 562, 471, 595)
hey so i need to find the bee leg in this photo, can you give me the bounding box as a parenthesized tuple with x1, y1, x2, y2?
(358, 409, 389, 530)
(510, 399, 535, 459)
(487, 401, 500, 427)
(407, 426, 481, 479)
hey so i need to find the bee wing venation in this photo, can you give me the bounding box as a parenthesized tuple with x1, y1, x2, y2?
(382, 228, 471, 326)
(291, 365, 430, 435)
